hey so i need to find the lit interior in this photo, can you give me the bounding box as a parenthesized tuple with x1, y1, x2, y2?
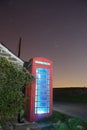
(35, 68, 50, 114)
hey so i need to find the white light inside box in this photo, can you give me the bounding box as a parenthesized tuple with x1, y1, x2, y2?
(35, 60, 50, 65)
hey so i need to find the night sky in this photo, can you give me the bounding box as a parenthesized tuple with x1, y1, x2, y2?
(0, 0, 87, 88)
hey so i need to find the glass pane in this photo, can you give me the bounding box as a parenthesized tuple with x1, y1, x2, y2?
(36, 79, 50, 85)
(37, 95, 49, 101)
(36, 79, 46, 84)
(35, 102, 49, 107)
(35, 108, 50, 114)
(36, 84, 49, 89)
(35, 68, 50, 114)
(37, 68, 50, 74)
(36, 90, 50, 95)
(36, 74, 47, 79)
(47, 80, 50, 84)
(47, 74, 50, 79)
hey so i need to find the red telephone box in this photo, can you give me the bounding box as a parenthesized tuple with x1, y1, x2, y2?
(25, 57, 53, 122)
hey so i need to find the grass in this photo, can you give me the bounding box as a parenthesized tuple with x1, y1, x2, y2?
(1, 110, 87, 130)
(38, 111, 87, 130)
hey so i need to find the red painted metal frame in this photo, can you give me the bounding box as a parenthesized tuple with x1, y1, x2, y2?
(25, 57, 53, 122)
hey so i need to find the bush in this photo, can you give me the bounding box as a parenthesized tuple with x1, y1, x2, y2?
(0, 57, 34, 129)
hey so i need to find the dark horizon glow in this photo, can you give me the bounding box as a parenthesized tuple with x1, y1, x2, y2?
(0, 0, 87, 88)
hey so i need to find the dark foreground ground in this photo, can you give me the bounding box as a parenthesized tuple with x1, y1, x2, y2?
(54, 102, 87, 120)
(53, 88, 87, 121)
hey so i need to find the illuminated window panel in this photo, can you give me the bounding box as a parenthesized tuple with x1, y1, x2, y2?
(35, 90, 50, 95)
(35, 102, 49, 107)
(36, 68, 50, 73)
(35, 108, 50, 114)
(36, 73, 50, 78)
(36, 84, 50, 89)
(35, 68, 50, 114)
(35, 95, 49, 101)
(36, 74, 47, 79)
(36, 79, 50, 85)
